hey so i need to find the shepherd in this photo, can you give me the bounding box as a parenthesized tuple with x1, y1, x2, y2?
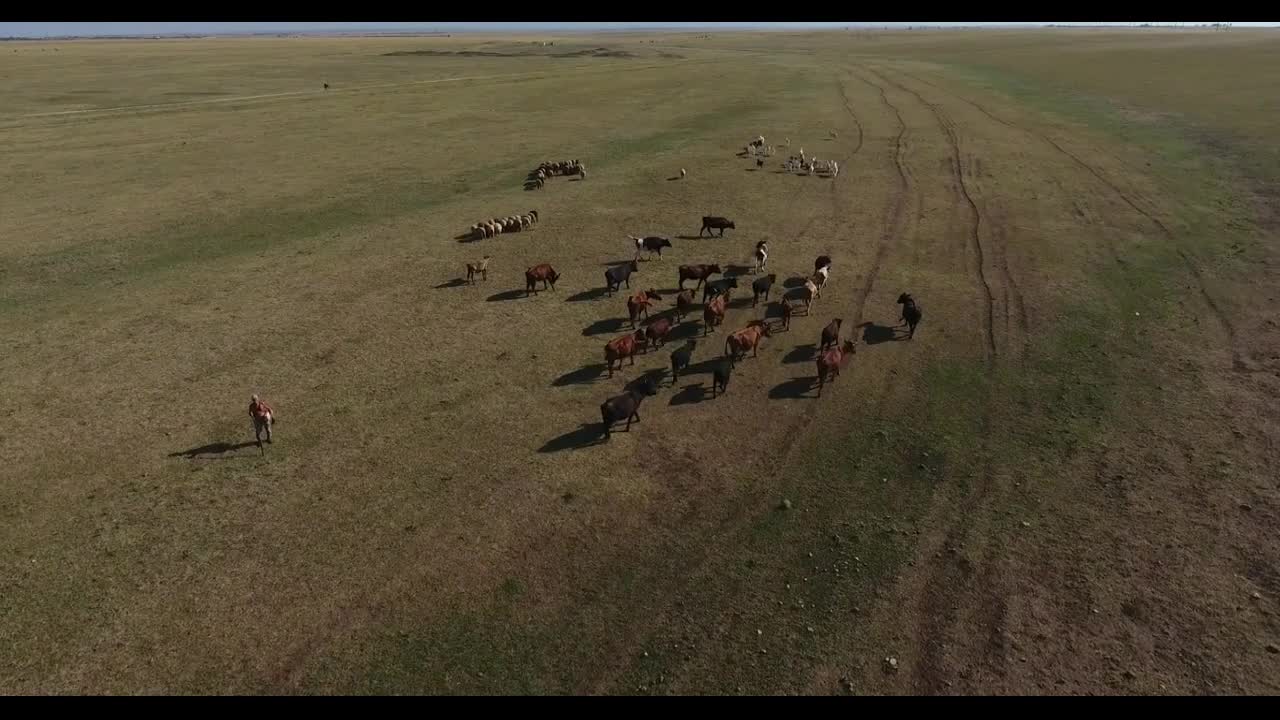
(249, 394, 274, 445)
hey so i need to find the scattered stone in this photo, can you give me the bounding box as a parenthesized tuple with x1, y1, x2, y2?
(781, 499, 793, 510)
(1253, 591, 1264, 600)
(1240, 503, 1253, 512)
(1122, 669, 1137, 680)
(884, 657, 899, 673)
(1265, 643, 1279, 654)
(1021, 521, 1031, 528)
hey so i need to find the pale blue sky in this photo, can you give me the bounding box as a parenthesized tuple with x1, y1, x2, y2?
(2, 22, 1274, 37)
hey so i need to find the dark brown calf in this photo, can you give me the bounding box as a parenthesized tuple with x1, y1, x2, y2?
(679, 263, 722, 290)
(703, 292, 730, 336)
(820, 318, 843, 350)
(627, 289, 662, 328)
(674, 289, 697, 324)
(600, 379, 659, 438)
(645, 316, 674, 349)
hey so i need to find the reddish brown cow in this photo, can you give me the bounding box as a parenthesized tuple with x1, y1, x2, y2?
(679, 263, 722, 290)
(524, 264, 560, 296)
(627, 289, 663, 328)
(645, 316, 675, 349)
(605, 330, 647, 377)
(674, 289, 697, 324)
(724, 320, 771, 365)
(702, 291, 730, 336)
(816, 340, 857, 397)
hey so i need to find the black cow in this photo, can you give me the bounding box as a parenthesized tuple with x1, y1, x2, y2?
(604, 260, 640, 296)
(635, 236, 673, 261)
(700, 216, 736, 237)
(898, 293, 923, 339)
(711, 358, 733, 397)
(751, 273, 777, 307)
(600, 377, 659, 438)
(814, 255, 833, 273)
(702, 276, 739, 303)
(670, 340, 697, 385)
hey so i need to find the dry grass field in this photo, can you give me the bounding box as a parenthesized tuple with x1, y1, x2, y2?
(2, 30, 1278, 694)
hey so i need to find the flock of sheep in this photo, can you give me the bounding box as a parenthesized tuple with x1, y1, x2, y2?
(454, 136, 922, 440)
(525, 159, 585, 190)
(468, 209, 540, 240)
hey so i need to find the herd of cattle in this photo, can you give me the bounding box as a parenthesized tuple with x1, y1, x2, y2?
(456, 142, 922, 440)
(525, 159, 585, 190)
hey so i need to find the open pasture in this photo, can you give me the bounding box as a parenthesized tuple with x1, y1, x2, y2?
(2, 30, 1278, 694)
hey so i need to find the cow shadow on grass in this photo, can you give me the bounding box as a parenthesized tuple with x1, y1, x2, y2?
(539, 424, 606, 453)
(626, 368, 668, 392)
(727, 296, 755, 311)
(669, 383, 707, 406)
(783, 343, 817, 364)
(552, 363, 607, 387)
(665, 321, 702, 342)
(454, 232, 481, 243)
(433, 278, 468, 289)
(169, 441, 261, 459)
(674, 235, 704, 241)
(860, 322, 903, 345)
(486, 289, 527, 302)
(769, 376, 816, 400)
(725, 264, 754, 275)
(582, 317, 629, 337)
(565, 287, 609, 303)
(782, 276, 808, 289)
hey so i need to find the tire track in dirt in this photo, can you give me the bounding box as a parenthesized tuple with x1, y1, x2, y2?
(845, 70, 910, 329)
(859, 66, 1017, 693)
(868, 68, 999, 365)
(837, 73, 866, 157)
(894, 68, 1251, 372)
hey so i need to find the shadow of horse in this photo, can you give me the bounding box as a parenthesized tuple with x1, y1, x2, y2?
(168, 441, 260, 459)
(539, 424, 605, 453)
(551, 363, 607, 387)
(768, 376, 816, 400)
(433, 278, 468, 289)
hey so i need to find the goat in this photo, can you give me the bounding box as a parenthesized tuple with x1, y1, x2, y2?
(465, 256, 491, 285)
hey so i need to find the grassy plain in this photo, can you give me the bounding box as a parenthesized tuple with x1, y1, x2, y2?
(1, 30, 1277, 694)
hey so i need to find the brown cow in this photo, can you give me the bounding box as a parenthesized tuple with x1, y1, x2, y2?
(724, 320, 771, 365)
(645, 316, 675, 349)
(627, 289, 663, 328)
(816, 340, 857, 397)
(820, 318, 843, 350)
(702, 291, 730, 336)
(605, 330, 647, 377)
(673, 289, 697, 324)
(679, 263, 722, 290)
(525, 264, 560, 296)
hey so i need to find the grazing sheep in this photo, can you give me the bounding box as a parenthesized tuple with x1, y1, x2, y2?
(578, 167, 587, 180)
(323, 83, 329, 90)
(529, 209, 539, 224)
(898, 293, 923, 339)
(466, 256, 491, 284)
(756, 158, 764, 168)
(680, 168, 687, 179)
